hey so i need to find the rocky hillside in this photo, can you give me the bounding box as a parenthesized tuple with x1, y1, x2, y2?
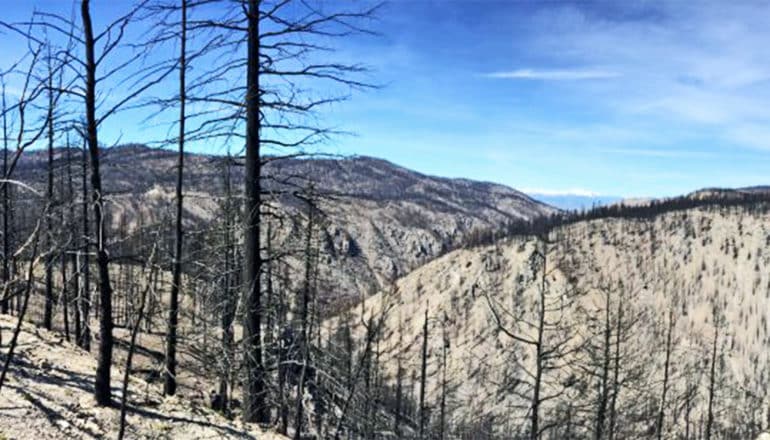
(14, 145, 555, 300)
(339, 203, 770, 438)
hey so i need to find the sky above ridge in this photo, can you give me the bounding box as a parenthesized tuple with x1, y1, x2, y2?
(3, 0, 770, 198)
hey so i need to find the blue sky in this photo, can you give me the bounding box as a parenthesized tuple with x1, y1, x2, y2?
(3, 1, 770, 198)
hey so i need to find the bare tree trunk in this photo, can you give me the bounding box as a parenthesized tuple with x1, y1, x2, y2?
(82, 0, 115, 406)
(43, 50, 55, 330)
(79, 138, 91, 351)
(684, 377, 694, 440)
(608, 291, 623, 440)
(74, 249, 81, 343)
(531, 242, 547, 440)
(219, 154, 235, 415)
(0, 227, 40, 393)
(294, 198, 315, 440)
(61, 249, 70, 341)
(242, 0, 267, 424)
(1, 81, 9, 316)
(332, 311, 385, 440)
(164, 0, 186, 397)
(264, 220, 274, 404)
(482, 237, 565, 440)
(595, 290, 612, 440)
(394, 318, 404, 438)
(705, 321, 719, 440)
(656, 310, 674, 440)
(63, 143, 79, 344)
(439, 320, 448, 440)
(118, 263, 155, 440)
(419, 307, 429, 440)
(278, 286, 289, 435)
(363, 340, 374, 439)
(67, 138, 78, 344)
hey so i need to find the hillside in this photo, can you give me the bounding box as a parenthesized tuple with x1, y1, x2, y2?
(338, 203, 770, 438)
(14, 146, 555, 300)
(0, 313, 286, 440)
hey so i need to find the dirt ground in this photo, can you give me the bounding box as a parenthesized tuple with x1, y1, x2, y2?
(0, 313, 284, 440)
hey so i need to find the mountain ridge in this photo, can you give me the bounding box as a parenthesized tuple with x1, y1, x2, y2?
(11, 144, 557, 302)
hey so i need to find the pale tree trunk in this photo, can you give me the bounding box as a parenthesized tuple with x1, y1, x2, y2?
(67, 141, 80, 344)
(79, 138, 91, 351)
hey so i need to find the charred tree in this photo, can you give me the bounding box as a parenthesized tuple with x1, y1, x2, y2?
(81, 0, 116, 405)
(164, 0, 187, 397)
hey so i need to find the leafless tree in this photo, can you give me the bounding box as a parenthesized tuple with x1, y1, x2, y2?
(705, 298, 723, 440)
(3, 0, 178, 404)
(482, 234, 584, 440)
(655, 306, 677, 440)
(0, 77, 9, 317)
(117, 233, 160, 440)
(0, 182, 49, 392)
(163, 0, 187, 398)
(165, 0, 379, 422)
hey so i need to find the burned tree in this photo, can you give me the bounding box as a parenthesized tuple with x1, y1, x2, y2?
(482, 234, 584, 439)
(163, 0, 187, 398)
(177, 0, 379, 423)
(2, 0, 178, 404)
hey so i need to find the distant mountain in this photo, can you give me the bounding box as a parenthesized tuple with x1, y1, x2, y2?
(529, 185, 770, 212)
(687, 186, 770, 200)
(605, 186, 770, 209)
(263, 155, 559, 302)
(528, 193, 621, 211)
(14, 145, 556, 302)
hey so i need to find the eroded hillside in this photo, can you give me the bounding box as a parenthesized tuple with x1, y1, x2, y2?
(14, 146, 554, 301)
(339, 204, 770, 439)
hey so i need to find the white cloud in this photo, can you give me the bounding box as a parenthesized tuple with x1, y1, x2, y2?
(521, 187, 601, 197)
(511, 2, 770, 151)
(482, 68, 619, 81)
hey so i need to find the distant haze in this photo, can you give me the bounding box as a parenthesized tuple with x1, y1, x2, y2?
(528, 193, 622, 211)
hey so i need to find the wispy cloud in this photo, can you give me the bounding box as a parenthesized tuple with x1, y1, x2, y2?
(482, 68, 620, 81)
(599, 148, 717, 158)
(522, 1, 770, 152)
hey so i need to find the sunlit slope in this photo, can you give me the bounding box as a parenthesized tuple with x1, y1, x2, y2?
(339, 204, 770, 438)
